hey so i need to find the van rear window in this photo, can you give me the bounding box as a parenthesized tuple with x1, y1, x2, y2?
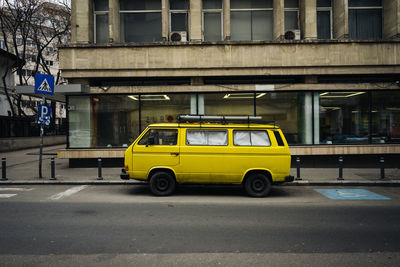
(233, 130, 271, 147)
(186, 130, 228, 146)
(273, 131, 285, 146)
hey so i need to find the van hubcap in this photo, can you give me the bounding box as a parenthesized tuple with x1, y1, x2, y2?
(252, 179, 265, 192)
(156, 178, 169, 191)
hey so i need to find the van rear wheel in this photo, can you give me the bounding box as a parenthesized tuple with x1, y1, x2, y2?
(149, 171, 176, 196)
(244, 173, 272, 197)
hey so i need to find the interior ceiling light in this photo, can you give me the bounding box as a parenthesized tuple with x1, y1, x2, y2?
(320, 92, 365, 98)
(324, 107, 341, 110)
(128, 95, 170, 101)
(223, 93, 266, 99)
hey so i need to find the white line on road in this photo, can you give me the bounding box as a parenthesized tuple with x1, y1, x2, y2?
(48, 185, 88, 201)
(0, 188, 34, 192)
(0, 194, 17, 198)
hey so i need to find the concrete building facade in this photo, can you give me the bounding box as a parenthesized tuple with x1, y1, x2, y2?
(58, 0, 400, 160)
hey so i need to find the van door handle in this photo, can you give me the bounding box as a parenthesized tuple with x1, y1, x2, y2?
(171, 153, 179, 156)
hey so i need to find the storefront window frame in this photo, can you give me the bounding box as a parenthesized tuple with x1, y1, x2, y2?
(66, 90, 400, 149)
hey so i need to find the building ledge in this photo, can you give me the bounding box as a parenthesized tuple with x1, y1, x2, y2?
(291, 144, 400, 156)
(60, 39, 400, 49)
(58, 148, 125, 159)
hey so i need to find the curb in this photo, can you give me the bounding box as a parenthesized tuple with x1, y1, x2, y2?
(1, 180, 400, 186)
(290, 180, 400, 186)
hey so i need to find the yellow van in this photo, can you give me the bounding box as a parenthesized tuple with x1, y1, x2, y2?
(121, 115, 293, 197)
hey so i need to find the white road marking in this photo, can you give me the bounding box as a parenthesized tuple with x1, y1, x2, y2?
(48, 185, 88, 201)
(0, 188, 34, 192)
(0, 194, 17, 198)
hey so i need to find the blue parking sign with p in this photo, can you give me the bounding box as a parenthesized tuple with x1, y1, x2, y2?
(35, 73, 54, 95)
(38, 104, 51, 126)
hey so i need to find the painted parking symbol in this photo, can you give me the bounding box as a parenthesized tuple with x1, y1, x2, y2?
(315, 189, 391, 200)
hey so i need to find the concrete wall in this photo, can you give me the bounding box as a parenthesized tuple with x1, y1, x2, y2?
(59, 42, 400, 78)
(0, 136, 66, 152)
(383, 0, 400, 39)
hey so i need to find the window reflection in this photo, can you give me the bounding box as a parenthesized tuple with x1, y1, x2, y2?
(372, 91, 400, 144)
(319, 92, 369, 144)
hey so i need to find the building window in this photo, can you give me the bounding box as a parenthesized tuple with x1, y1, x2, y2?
(256, 92, 314, 145)
(120, 0, 162, 42)
(317, 0, 332, 39)
(170, 0, 189, 39)
(0, 40, 5, 49)
(284, 0, 299, 31)
(202, 93, 254, 116)
(203, 0, 223, 41)
(349, 0, 382, 40)
(94, 0, 109, 43)
(371, 91, 400, 144)
(140, 94, 191, 129)
(318, 91, 369, 145)
(230, 0, 273, 41)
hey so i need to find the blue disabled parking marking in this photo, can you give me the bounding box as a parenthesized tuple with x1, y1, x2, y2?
(314, 189, 391, 200)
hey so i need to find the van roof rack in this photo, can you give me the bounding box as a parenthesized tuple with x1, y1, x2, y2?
(177, 115, 277, 127)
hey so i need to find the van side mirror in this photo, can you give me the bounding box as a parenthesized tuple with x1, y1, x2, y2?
(146, 136, 155, 146)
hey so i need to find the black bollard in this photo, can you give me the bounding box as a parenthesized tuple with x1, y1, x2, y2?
(97, 158, 103, 180)
(1, 158, 7, 181)
(295, 156, 302, 180)
(337, 156, 344, 180)
(50, 157, 56, 180)
(380, 156, 385, 180)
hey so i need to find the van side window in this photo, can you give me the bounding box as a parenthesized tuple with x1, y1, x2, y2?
(138, 129, 178, 145)
(233, 130, 271, 147)
(186, 130, 228, 146)
(273, 131, 285, 146)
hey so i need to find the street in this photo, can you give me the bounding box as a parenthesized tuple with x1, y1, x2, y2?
(0, 184, 400, 266)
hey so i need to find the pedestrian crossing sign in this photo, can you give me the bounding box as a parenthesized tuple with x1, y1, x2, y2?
(35, 73, 54, 95)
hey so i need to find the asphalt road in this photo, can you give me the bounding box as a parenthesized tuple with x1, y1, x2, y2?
(0, 184, 400, 266)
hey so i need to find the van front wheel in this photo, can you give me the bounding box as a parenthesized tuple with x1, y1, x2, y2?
(149, 171, 176, 196)
(244, 173, 272, 197)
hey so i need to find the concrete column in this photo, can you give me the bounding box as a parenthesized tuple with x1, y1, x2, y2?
(274, 0, 285, 40)
(313, 92, 320, 144)
(300, 0, 317, 40)
(223, 0, 230, 40)
(162, 0, 169, 40)
(73, 0, 93, 43)
(190, 0, 202, 41)
(71, 0, 77, 43)
(109, 0, 119, 43)
(332, 0, 348, 39)
(383, 0, 400, 39)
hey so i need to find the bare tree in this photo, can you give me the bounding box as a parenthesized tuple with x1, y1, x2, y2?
(0, 0, 71, 117)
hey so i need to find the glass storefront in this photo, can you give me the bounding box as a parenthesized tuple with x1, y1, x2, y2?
(371, 91, 400, 144)
(256, 92, 314, 145)
(318, 91, 369, 144)
(68, 90, 400, 148)
(140, 94, 191, 129)
(202, 93, 254, 116)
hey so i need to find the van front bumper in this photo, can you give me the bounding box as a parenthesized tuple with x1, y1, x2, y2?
(120, 169, 130, 180)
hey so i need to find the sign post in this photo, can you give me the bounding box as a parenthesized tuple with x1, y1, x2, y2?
(35, 73, 54, 178)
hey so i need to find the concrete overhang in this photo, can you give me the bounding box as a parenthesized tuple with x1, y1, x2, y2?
(16, 84, 90, 102)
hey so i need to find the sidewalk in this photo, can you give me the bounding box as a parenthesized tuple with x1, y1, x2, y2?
(0, 144, 399, 185)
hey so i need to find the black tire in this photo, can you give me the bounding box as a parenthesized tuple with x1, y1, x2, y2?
(149, 171, 176, 196)
(244, 173, 272, 197)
